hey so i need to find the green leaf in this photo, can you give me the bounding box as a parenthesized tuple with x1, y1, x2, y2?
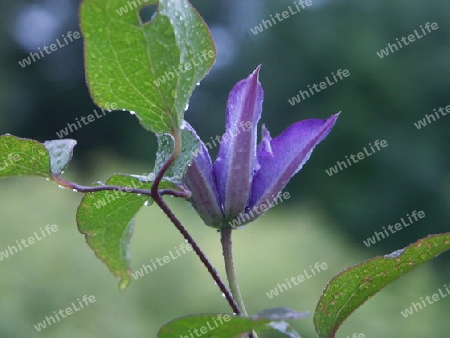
(0, 135, 76, 178)
(154, 126, 199, 184)
(44, 139, 77, 175)
(76, 174, 153, 290)
(158, 314, 285, 338)
(314, 233, 450, 338)
(80, 0, 216, 134)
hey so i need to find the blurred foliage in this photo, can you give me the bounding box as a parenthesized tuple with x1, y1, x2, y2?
(1, 0, 449, 337)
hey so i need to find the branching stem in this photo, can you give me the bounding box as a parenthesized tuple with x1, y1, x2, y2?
(150, 131, 241, 315)
(53, 130, 242, 316)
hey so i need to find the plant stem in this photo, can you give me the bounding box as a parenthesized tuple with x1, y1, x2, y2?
(54, 131, 242, 315)
(221, 227, 258, 338)
(53, 176, 152, 195)
(151, 131, 241, 315)
(52, 176, 191, 198)
(220, 227, 247, 315)
(152, 193, 240, 314)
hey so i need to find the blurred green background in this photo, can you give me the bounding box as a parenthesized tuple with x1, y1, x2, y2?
(1, 0, 450, 337)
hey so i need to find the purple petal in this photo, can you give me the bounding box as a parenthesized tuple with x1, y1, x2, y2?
(214, 66, 264, 219)
(183, 122, 224, 228)
(249, 113, 339, 210)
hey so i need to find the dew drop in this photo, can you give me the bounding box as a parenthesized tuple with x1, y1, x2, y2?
(72, 189, 77, 192)
(184, 103, 189, 111)
(130, 111, 136, 115)
(57, 185, 65, 190)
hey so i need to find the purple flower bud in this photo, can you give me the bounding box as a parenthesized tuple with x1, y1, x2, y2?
(214, 66, 263, 220)
(184, 67, 339, 228)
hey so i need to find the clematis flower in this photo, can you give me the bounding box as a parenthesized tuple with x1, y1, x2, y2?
(184, 66, 339, 228)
